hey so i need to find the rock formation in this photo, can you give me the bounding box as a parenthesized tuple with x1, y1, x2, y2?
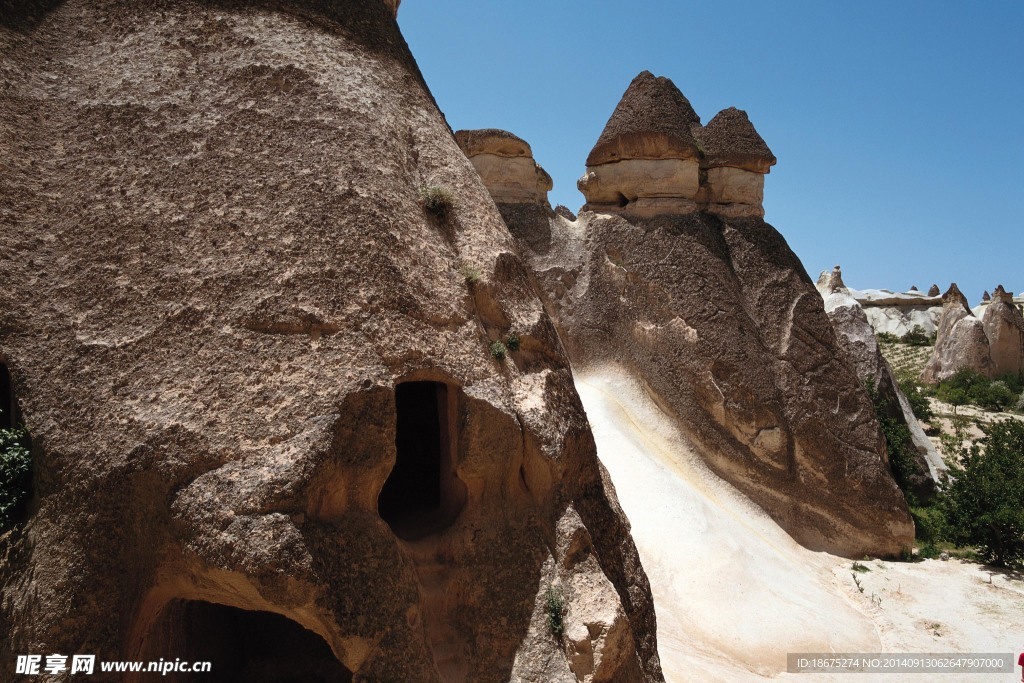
(982, 286, 1024, 377)
(928, 284, 941, 296)
(817, 268, 944, 502)
(498, 76, 913, 557)
(842, 285, 944, 338)
(0, 3, 662, 682)
(983, 290, 991, 302)
(576, 71, 775, 220)
(454, 129, 557, 253)
(921, 284, 995, 383)
(454, 129, 553, 205)
(909, 285, 919, 292)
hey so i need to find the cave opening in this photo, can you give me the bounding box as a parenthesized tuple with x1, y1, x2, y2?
(378, 381, 466, 540)
(141, 600, 352, 683)
(0, 363, 15, 429)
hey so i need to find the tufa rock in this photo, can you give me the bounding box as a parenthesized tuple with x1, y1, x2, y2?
(454, 128, 553, 205)
(816, 269, 944, 502)
(578, 73, 774, 219)
(0, 3, 662, 682)
(512, 120, 915, 558)
(981, 286, 1024, 377)
(585, 70, 701, 166)
(921, 284, 994, 383)
(554, 204, 578, 222)
(455, 128, 558, 254)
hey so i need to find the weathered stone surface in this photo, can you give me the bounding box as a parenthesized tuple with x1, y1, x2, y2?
(554, 205, 577, 222)
(515, 205, 913, 557)
(696, 107, 776, 174)
(578, 159, 700, 206)
(845, 285, 944, 337)
(921, 285, 994, 384)
(702, 166, 765, 217)
(0, 3, 662, 681)
(455, 129, 553, 205)
(580, 73, 773, 219)
(586, 70, 701, 166)
(817, 269, 944, 502)
(982, 286, 1024, 377)
(928, 284, 941, 296)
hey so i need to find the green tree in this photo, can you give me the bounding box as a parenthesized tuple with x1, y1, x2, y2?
(940, 419, 1024, 568)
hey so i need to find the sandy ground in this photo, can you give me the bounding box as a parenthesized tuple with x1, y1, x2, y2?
(575, 367, 1024, 682)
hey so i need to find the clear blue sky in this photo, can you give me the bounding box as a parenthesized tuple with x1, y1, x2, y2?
(398, 1, 1023, 302)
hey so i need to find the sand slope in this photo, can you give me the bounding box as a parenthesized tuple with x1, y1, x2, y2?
(576, 367, 1024, 682)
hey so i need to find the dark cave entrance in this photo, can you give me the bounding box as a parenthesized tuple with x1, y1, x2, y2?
(144, 600, 352, 683)
(378, 381, 466, 540)
(0, 363, 15, 428)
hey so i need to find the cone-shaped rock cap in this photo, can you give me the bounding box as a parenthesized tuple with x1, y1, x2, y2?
(697, 107, 777, 173)
(983, 290, 991, 301)
(942, 283, 971, 312)
(928, 284, 941, 296)
(993, 285, 1013, 303)
(455, 129, 533, 158)
(586, 71, 701, 166)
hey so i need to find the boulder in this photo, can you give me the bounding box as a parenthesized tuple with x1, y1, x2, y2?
(817, 268, 944, 502)
(0, 3, 662, 682)
(921, 284, 994, 383)
(982, 286, 1024, 377)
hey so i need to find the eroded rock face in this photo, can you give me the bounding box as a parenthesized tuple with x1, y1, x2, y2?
(921, 285, 995, 384)
(982, 286, 1024, 377)
(817, 268, 944, 502)
(0, 3, 661, 681)
(578, 72, 775, 220)
(455, 129, 553, 205)
(512, 196, 913, 555)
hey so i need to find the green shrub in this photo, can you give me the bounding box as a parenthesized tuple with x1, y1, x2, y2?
(459, 263, 481, 284)
(918, 542, 941, 560)
(940, 419, 1024, 568)
(910, 505, 945, 544)
(901, 325, 935, 347)
(505, 333, 520, 353)
(866, 379, 916, 500)
(0, 427, 32, 531)
(489, 340, 507, 361)
(934, 369, 1020, 412)
(877, 332, 900, 344)
(899, 379, 935, 423)
(419, 185, 455, 219)
(545, 586, 564, 638)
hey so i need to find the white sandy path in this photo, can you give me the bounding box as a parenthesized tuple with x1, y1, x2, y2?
(575, 366, 1024, 682)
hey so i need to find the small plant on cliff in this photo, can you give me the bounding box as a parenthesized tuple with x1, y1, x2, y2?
(940, 419, 1024, 568)
(505, 333, 521, 353)
(0, 426, 31, 531)
(419, 185, 455, 220)
(459, 262, 481, 284)
(489, 340, 507, 361)
(546, 586, 565, 638)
